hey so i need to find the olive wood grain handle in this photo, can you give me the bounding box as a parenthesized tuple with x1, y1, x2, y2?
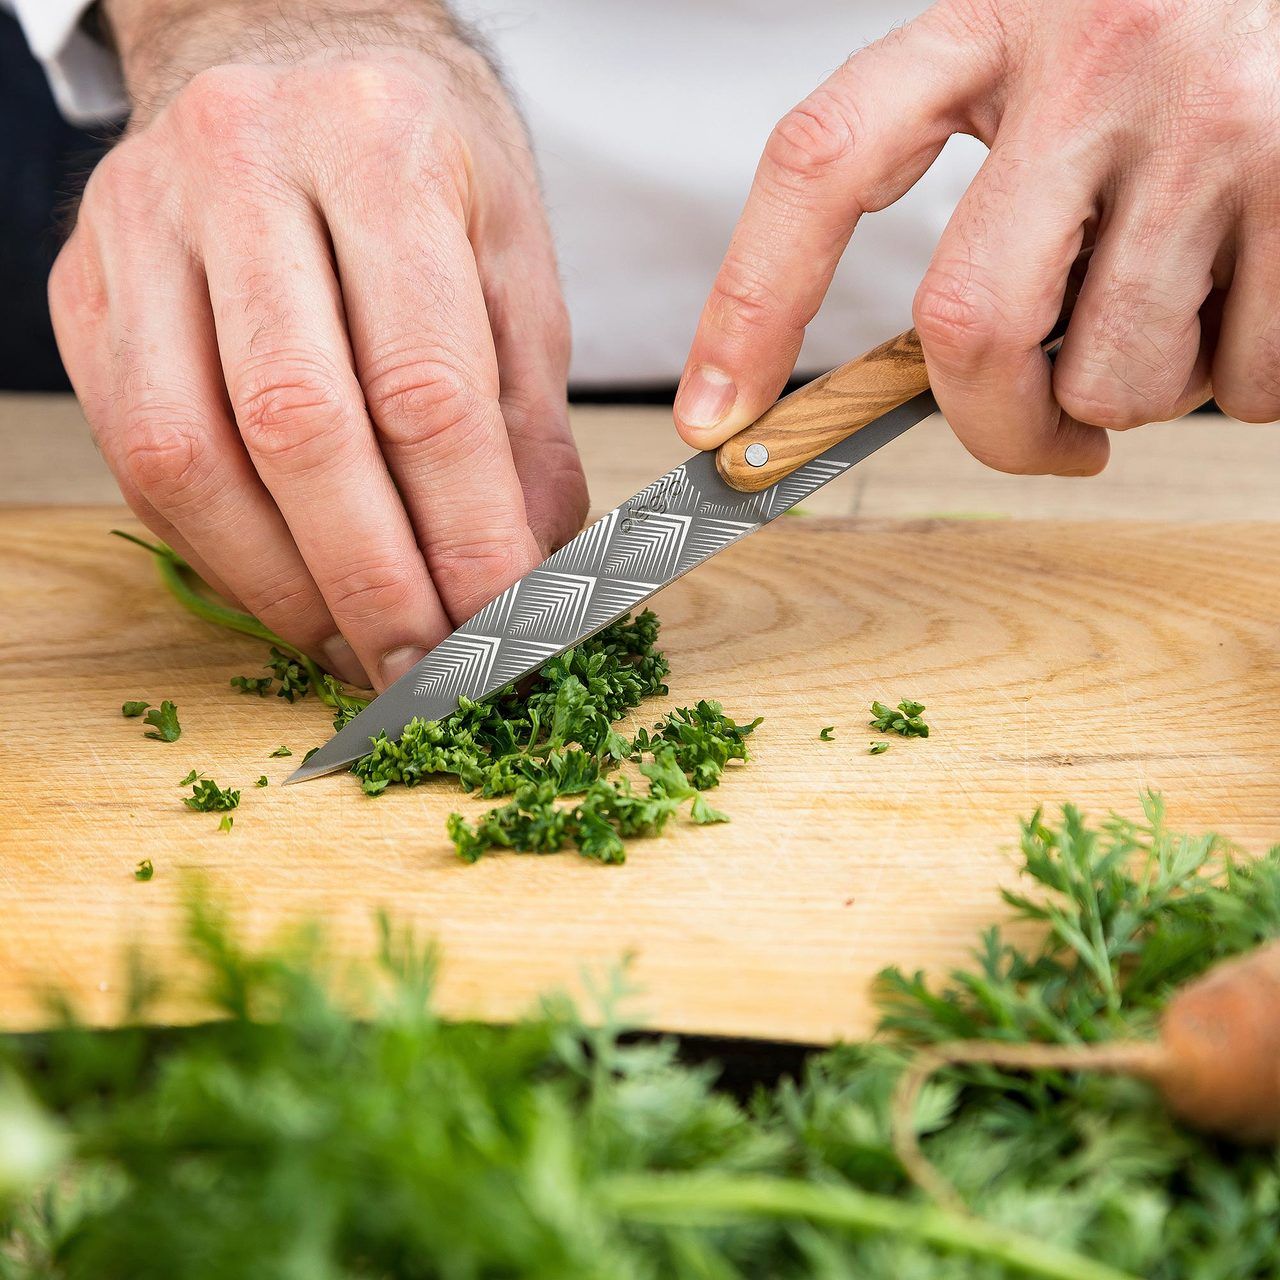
(716, 329, 931, 492)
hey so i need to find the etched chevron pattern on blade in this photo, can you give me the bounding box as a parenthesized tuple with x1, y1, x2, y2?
(507, 573, 595, 639)
(602, 513, 691, 580)
(583, 578, 661, 630)
(412, 633, 501, 700)
(289, 388, 939, 783)
(542, 509, 617, 575)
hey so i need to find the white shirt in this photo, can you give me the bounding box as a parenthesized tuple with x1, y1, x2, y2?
(7, 0, 985, 384)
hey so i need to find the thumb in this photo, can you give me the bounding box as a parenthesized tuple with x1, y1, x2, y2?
(674, 10, 1000, 448)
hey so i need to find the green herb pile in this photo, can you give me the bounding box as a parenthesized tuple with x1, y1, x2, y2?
(114, 532, 760, 865)
(2, 796, 1278, 1279)
(350, 611, 758, 863)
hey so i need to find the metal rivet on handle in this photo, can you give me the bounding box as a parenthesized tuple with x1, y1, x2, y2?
(744, 443, 769, 468)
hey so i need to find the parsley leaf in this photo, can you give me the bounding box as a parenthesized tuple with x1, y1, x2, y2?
(178, 769, 203, 786)
(269, 745, 293, 758)
(870, 698, 929, 738)
(819, 726, 835, 740)
(266, 646, 312, 702)
(121, 700, 150, 717)
(255, 776, 269, 788)
(185, 779, 240, 813)
(868, 741, 890, 755)
(143, 700, 181, 742)
(218, 815, 234, 833)
(230, 675, 274, 696)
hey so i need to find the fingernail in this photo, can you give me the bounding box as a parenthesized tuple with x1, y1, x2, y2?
(675, 365, 737, 432)
(320, 635, 370, 688)
(380, 645, 428, 687)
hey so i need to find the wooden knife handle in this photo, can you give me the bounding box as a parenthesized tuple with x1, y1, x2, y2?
(715, 328, 930, 493)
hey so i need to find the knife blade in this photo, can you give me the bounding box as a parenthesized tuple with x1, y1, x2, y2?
(286, 333, 936, 785)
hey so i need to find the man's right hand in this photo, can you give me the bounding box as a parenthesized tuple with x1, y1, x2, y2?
(51, 1, 586, 690)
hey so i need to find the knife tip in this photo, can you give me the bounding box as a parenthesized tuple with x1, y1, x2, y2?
(282, 754, 354, 786)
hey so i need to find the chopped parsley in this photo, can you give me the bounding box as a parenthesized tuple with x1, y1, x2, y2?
(868, 741, 890, 755)
(869, 698, 929, 738)
(142, 700, 181, 742)
(178, 769, 204, 786)
(230, 675, 273, 696)
(121, 700, 150, 717)
(819, 726, 835, 740)
(266, 646, 312, 702)
(350, 613, 759, 863)
(133, 859, 154, 881)
(185, 779, 240, 813)
(255, 776, 269, 787)
(227, 646, 313, 701)
(218, 815, 234, 833)
(269, 745, 293, 758)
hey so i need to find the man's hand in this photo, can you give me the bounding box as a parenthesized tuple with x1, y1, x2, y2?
(51, 1, 586, 689)
(675, 0, 1278, 477)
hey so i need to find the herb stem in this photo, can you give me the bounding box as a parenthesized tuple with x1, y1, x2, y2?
(112, 529, 350, 713)
(604, 1174, 1139, 1280)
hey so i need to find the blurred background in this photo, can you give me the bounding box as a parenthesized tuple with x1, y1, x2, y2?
(0, 9, 118, 391)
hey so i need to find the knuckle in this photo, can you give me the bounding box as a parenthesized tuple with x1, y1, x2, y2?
(765, 87, 859, 186)
(1073, 0, 1171, 59)
(429, 533, 532, 617)
(75, 142, 181, 240)
(1174, 73, 1258, 150)
(79, 146, 152, 222)
(326, 65, 467, 204)
(119, 409, 212, 511)
(48, 235, 105, 324)
(334, 59, 427, 126)
(363, 355, 485, 449)
(913, 268, 1015, 363)
(707, 258, 791, 341)
(1209, 389, 1273, 424)
(245, 573, 329, 641)
(325, 558, 416, 626)
(234, 367, 353, 467)
(172, 65, 267, 137)
(1056, 294, 1195, 428)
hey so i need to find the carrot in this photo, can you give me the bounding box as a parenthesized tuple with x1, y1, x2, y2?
(893, 939, 1280, 1209)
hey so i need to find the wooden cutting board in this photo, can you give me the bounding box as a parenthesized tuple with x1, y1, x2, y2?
(3, 506, 1279, 1042)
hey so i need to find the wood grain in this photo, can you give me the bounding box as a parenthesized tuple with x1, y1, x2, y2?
(2, 507, 1279, 1041)
(717, 330, 930, 492)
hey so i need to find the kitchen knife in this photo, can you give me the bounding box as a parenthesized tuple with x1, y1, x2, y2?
(286, 329, 934, 784)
